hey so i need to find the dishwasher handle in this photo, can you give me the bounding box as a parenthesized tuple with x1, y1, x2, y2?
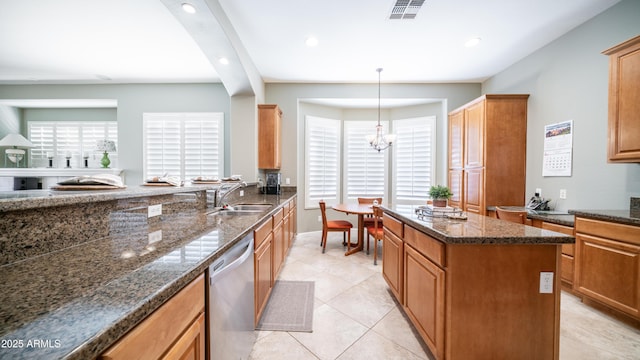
(209, 236, 254, 283)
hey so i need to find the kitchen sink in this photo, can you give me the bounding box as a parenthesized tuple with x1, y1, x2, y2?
(232, 204, 272, 211)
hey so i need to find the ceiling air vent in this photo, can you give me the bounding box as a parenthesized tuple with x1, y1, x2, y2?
(389, 0, 425, 20)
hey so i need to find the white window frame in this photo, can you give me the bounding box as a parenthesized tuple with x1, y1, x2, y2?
(28, 121, 118, 163)
(304, 115, 341, 209)
(392, 116, 437, 204)
(342, 120, 389, 203)
(142, 112, 224, 180)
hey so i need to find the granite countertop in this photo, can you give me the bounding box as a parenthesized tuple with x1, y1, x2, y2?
(0, 191, 295, 360)
(568, 209, 640, 227)
(383, 204, 574, 245)
(0, 184, 220, 212)
(486, 205, 575, 227)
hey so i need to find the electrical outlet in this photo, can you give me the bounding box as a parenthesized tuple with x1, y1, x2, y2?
(286, 177, 291, 185)
(317, 215, 322, 222)
(535, 188, 542, 197)
(148, 230, 162, 244)
(148, 204, 162, 218)
(239, 190, 244, 197)
(559, 189, 567, 199)
(540, 272, 554, 293)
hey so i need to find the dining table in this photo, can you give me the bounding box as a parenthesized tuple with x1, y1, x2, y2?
(332, 203, 375, 256)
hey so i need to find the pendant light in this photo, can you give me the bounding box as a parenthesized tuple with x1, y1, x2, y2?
(366, 68, 396, 152)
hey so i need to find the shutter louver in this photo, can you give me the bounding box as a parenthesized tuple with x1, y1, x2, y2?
(344, 121, 387, 201)
(393, 117, 436, 203)
(305, 116, 340, 208)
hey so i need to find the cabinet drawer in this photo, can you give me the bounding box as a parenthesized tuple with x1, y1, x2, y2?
(404, 225, 445, 267)
(576, 217, 640, 245)
(383, 213, 404, 238)
(273, 208, 284, 225)
(542, 221, 574, 236)
(254, 218, 273, 249)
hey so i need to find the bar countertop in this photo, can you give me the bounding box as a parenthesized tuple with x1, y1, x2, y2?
(382, 204, 574, 245)
(0, 187, 296, 360)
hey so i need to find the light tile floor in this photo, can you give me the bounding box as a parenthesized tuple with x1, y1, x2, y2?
(249, 231, 640, 360)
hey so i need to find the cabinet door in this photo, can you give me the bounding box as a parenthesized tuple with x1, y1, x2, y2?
(604, 35, 640, 162)
(464, 100, 485, 168)
(254, 234, 273, 325)
(273, 219, 284, 278)
(464, 167, 484, 215)
(404, 245, 445, 360)
(575, 232, 640, 319)
(448, 110, 464, 169)
(382, 229, 403, 303)
(161, 313, 205, 360)
(258, 104, 282, 169)
(448, 169, 463, 210)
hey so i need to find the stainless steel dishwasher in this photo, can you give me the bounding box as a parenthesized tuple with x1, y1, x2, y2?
(209, 233, 256, 360)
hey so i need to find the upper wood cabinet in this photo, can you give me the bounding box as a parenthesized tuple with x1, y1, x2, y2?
(258, 104, 282, 169)
(603, 35, 640, 163)
(447, 94, 529, 215)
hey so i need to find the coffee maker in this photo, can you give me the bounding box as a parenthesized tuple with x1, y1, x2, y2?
(265, 172, 281, 195)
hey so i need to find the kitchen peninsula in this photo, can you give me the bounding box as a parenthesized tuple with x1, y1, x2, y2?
(0, 185, 296, 359)
(380, 205, 574, 360)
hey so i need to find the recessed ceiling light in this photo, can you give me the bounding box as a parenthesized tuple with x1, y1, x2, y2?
(306, 37, 318, 47)
(181, 3, 196, 14)
(465, 37, 481, 48)
(219, 57, 229, 65)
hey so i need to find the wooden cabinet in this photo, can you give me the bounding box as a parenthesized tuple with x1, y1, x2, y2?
(101, 275, 206, 360)
(404, 233, 445, 360)
(382, 228, 403, 303)
(603, 35, 640, 162)
(448, 95, 529, 215)
(544, 222, 575, 287)
(254, 199, 297, 325)
(382, 214, 561, 360)
(254, 219, 273, 325)
(574, 217, 640, 320)
(258, 104, 282, 169)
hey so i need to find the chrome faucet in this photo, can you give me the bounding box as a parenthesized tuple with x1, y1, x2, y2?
(215, 181, 247, 207)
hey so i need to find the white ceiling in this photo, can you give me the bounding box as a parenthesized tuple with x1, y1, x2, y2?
(0, 0, 621, 87)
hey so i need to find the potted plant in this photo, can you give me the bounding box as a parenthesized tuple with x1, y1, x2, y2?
(429, 185, 453, 207)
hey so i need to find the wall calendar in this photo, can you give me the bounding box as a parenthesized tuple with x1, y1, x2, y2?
(542, 120, 573, 177)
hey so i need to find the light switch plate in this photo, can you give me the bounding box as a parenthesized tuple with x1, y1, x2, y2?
(540, 272, 554, 293)
(148, 230, 162, 244)
(148, 204, 162, 218)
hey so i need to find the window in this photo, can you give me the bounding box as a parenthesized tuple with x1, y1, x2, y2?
(28, 121, 117, 161)
(392, 116, 436, 203)
(305, 116, 341, 208)
(143, 113, 224, 180)
(343, 120, 388, 202)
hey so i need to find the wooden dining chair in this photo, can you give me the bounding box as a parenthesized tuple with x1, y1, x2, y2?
(365, 205, 384, 265)
(319, 201, 354, 254)
(495, 206, 527, 224)
(358, 197, 383, 227)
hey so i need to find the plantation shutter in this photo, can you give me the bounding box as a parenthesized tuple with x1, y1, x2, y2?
(343, 120, 387, 202)
(143, 112, 223, 180)
(305, 116, 341, 208)
(392, 116, 436, 203)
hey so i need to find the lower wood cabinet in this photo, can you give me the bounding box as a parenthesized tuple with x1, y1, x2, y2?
(254, 199, 297, 326)
(383, 218, 561, 360)
(404, 244, 445, 360)
(575, 217, 640, 320)
(101, 274, 206, 360)
(532, 220, 576, 290)
(382, 228, 403, 302)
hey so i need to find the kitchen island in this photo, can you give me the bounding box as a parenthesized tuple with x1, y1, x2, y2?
(0, 185, 295, 359)
(381, 205, 574, 360)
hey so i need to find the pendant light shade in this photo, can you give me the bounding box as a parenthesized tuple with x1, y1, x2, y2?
(367, 68, 396, 152)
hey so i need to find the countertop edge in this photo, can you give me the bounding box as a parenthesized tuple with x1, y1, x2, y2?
(569, 209, 640, 227)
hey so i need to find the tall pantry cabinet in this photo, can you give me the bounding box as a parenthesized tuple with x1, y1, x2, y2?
(448, 95, 529, 215)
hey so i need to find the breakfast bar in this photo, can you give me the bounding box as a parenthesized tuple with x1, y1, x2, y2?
(380, 205, 574, 360)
